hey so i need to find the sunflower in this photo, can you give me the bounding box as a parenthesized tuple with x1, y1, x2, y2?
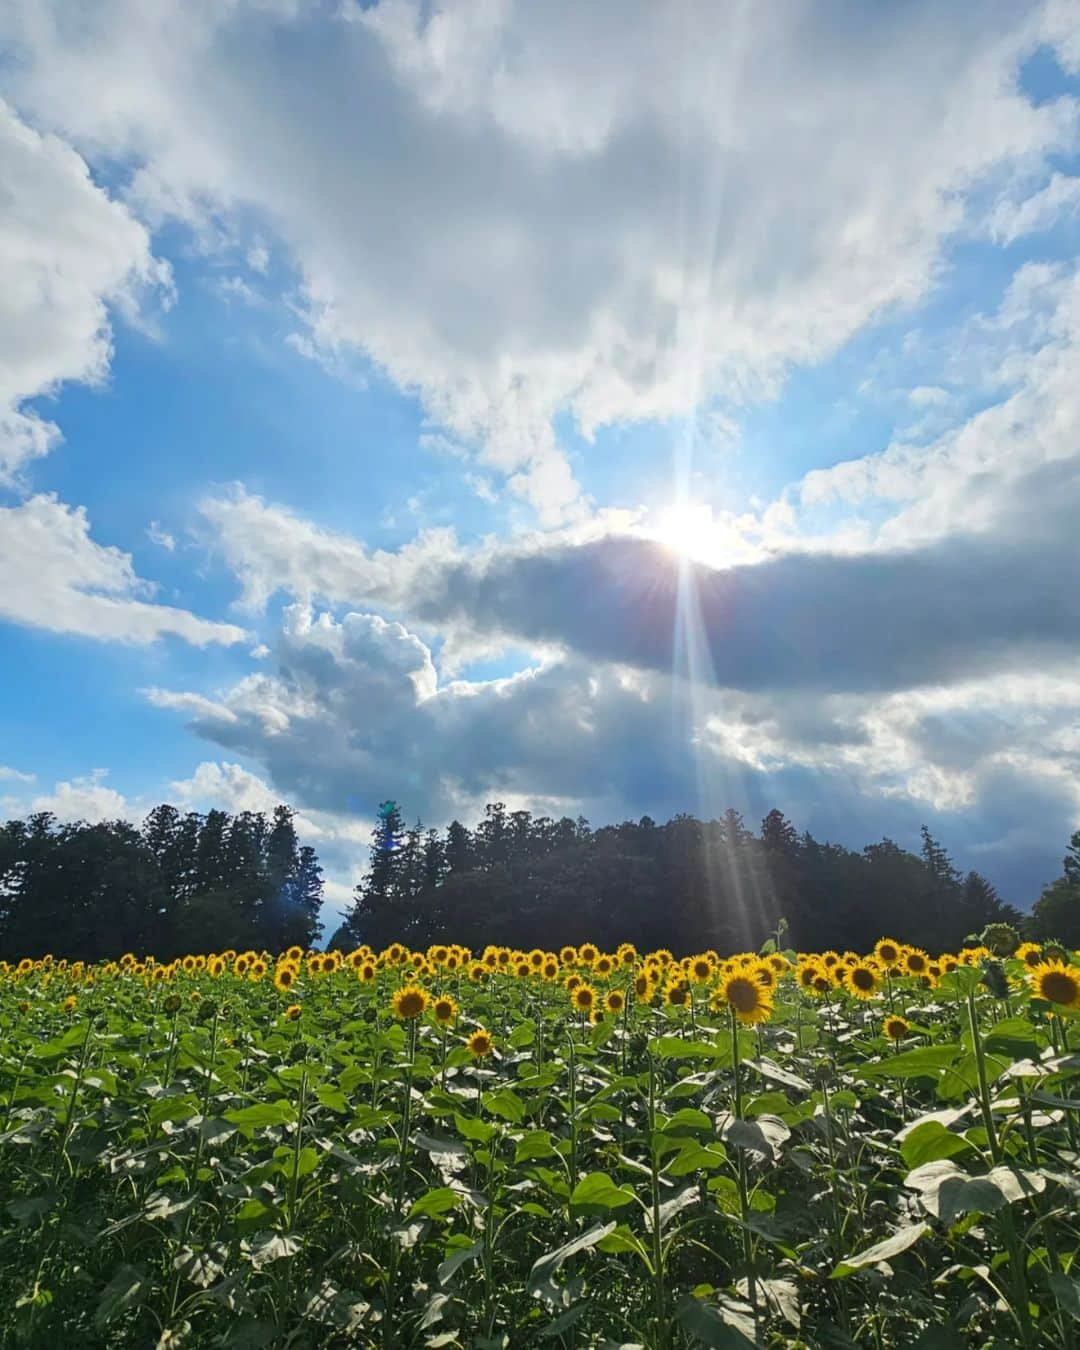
(560, 945, 578, 966)
(874, 939, 902, 967)
(713, 972, 773, 1025)
(844, 962, 881, 1000)
(884, 1015, 910, 1041)
(664, 979, 690, 1008)
(650, 948, 674, 969)
(433, 994, 458, 1025)
(61, 994, 77, 1012)
(578, 943, 599, 965)
(357, 961, 377, 983)
(274, 964, 298, 994)
(633, 971, 655, 1002)
(391, 984, 429, 1020)
(467, 1028, 494, 1057)
(541, 958, 560, 981)
(797, 961, 823, 991)
(207, 956, 225, 978)
(248, 959, 267, 982)
(571, 982, 598, 1012)
(754, 963, 778, 991)
(1028, 960, 1080, 1012)
(468, 962, 487, 982)
(605, 988, 626, 1014)
(284, 1003, 301, 1021)
(286, 945, 304, 963)
(687, 954, 715, 985)
(513, 960, 531, 979)
(902, 948, 930, 977)
(528, 949, 546, 970)
(820, 951, 841, 969)
(592, 954, 615, 977)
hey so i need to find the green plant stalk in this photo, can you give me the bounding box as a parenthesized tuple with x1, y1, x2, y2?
(967, 988, 1035, 1350)
(729, 1006, 758, 1328)
(287, 1068, 308, 1232)
(646, 1052, 668, 1350)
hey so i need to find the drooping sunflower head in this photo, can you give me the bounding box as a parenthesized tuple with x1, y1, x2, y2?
(716, 973, 773, 1025)
(284, 1003, 301, 1021)
(845, 963, 880, 999)
(467, 1028, 494, 1058)
(605, 989, 626, 1014)
(391, 984, 429, 1020)
(1028, 960, 1080, 1012)
(433, 995, 458, 1025)
(884, 1015, 910, 1041)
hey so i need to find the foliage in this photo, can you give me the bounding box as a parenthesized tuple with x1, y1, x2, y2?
(1, 936, 1078, 1346)
(0, 804, 323, 961)
(339, 802, 1025, 956)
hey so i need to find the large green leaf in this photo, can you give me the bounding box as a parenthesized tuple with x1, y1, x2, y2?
(831, 1222, 930, 1277)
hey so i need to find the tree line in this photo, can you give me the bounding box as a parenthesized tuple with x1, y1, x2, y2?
(335, 799, 1079, 955)
(2, 795, 1077, 962)
(0, 804, 323, 961)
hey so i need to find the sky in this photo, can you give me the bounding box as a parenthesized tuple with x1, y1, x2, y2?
(1, 0, 1079, 927)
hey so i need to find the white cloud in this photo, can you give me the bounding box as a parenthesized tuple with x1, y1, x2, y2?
(2, 2, 1075, 517)
(990, 171, 1080, 243)
(0, 765, 36, 784)
(30, 769, 129, 824)
(0, 99, 171, 480)
(0, 494, 248, 646)
(146, 521, 176, 551)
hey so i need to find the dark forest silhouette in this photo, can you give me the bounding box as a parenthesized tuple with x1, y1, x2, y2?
(333, 800, 1066, 955)
(3, 798, 1078, 961)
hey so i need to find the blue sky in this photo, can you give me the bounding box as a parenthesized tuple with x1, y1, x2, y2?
(2, 1, 1080, 923)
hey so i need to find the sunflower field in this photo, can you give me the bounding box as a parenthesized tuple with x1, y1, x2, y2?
(1, 934, 1079, 1348)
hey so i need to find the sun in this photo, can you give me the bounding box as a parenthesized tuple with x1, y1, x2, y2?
(650, 502, 724, 567)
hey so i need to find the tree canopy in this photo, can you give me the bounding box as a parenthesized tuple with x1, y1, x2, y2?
(0, 803, 323, 961)
(332, 800, 1030, 956)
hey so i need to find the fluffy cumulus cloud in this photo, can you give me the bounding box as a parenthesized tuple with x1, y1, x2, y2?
(3, 0, 1080, 904)
(0, 99, 171, 480)
(165, 249, 1080, 902)
(2, 0, 1077, 517)
(0, 495, 247, 646)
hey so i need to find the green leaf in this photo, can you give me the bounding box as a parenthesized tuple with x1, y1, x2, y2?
(408, 1187, 461, 1220)
(745, 1057, 811, 1093)
(676, 1293, 757, 1347)
(905, 1162, 1045, 1225)
(527, 1222, 616, 1308)
(831, 1223, 930, 1277)
(507, 1020, 535, 1049)
(661, 1107, 714, 1134)
(314, 1085, 349, 1114)
(899, 1122, 974, 1169)
(858, 1044, 961, 1081)
(515, 1129, 557, 1162)
(481, 1088, 524, 1124)
(650, 1036, 722, 1061)
(224, 1100, 296, 1135)
(569, 1171, 636, 1209)
(95, 1264, 148, 1328)
(438, 1240, 482, 1287)
(1049, 1272, 1080, 1321)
